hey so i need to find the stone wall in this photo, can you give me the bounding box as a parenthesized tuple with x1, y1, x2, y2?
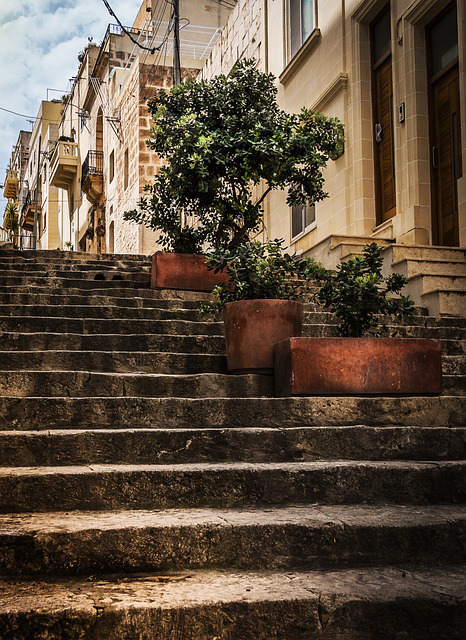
(200, 0, 262, 80)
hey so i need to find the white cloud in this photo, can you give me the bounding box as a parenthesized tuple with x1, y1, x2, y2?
(0, 0, 141, 214)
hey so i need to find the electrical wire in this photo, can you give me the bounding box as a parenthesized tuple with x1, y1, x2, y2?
(100, 0, 164, 54)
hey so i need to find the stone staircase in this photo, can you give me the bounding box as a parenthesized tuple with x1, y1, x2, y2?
(0, 249, 465, 639)
(305, 235, 466, 316)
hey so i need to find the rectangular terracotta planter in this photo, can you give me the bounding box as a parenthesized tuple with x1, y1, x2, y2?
(151, 252, 230, 291)
(274, 337, 442, 396)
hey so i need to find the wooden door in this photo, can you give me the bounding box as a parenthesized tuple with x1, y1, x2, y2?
(431, 64, 462, 246)
(373, 56, 396, 223)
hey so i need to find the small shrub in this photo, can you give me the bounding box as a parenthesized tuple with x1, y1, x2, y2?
(202, 239, 324, 314)
(315, 243, 415, 337)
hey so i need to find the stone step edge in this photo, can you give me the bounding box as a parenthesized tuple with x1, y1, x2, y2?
(2, 505, 465, 576)
(0, 565, 464, 631)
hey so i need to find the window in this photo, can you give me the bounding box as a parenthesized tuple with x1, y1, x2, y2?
(291, 202, 316, 240)
(289, 0, 315, 59)
(124, 148, 129, 190)
(429, 6, 458, 76)
(109, 150, 115, 183)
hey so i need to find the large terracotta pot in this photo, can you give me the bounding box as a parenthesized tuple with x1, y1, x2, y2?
(223, 300, 304, 373)
(151, 252, 230, 291)
(274, 337, 442, 396)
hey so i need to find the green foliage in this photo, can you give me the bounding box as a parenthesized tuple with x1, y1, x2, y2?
(202, 239, 324, 314)
(315, 243, 415, 337)
(124, 59, 344, 253)
(3, 203, 18, 232)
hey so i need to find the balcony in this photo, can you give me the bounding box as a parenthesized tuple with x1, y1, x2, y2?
(50, 139, 79, 189)
(81, 150, 104, 203)
(3, 169, 19, 199)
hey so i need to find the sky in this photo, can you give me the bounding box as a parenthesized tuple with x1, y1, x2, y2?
(0, 0, 141, 217)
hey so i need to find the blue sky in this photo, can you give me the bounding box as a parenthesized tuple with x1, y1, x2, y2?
(0, 0, 141, 217)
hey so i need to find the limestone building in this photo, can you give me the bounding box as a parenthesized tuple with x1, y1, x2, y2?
(201, 0, 466, 256)
(47, 0, 233, 255)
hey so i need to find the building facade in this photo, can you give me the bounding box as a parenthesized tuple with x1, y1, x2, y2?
(201, 0, 466, 256)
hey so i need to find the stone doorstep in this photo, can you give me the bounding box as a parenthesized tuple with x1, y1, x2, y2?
(0, 505, 465, 576)
(0, 461, 464, 512)
(1, 395, 465, 429)
(1, 426, 465, 466)
(0, 566, 464, 640)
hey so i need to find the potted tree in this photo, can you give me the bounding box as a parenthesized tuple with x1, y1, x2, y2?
(124, 59, 344, 291)
(274, 243, 443, 396)
(204, 239, 324, 373)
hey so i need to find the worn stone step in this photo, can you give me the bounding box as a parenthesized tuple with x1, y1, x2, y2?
(0, 248, 148, 262)
(405, 274, 466, 297)
(0, 332, 227, 354)
(0, 261, 151, 272)
(0, 275, 152, 289)
(421, 289, 466, 316)
(1, 305, 464, 330)
(0, 349, 461, 377)
(0, 460, 464, 512)
(2, 426, 465, 467)
(0, 285, 211, 301)
(1, 395, 464, 430)
(442, 375, 466, 395)
(0, 316, 224, 336)
(393, 258, 466, 279)
(0, 268, 150, 282)
(0, 304, 215, 321)
(0, 371, 273, 399)
(443, 355, 466, 375)
(2, 505, 465, 576)
(386, 244, 466, 264)
(2, 565, 465, 640)
(0, 350, 228, 374)
(0, 291, 207, 309)
(1, 316, 465, 339)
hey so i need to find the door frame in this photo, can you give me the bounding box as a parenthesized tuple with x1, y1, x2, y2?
(426, 1, 460, 245)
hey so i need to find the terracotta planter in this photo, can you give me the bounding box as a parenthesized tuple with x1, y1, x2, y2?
(274, 337, 442, 396)
(223, 300, 304, 373)
(151, 252, 230, 291)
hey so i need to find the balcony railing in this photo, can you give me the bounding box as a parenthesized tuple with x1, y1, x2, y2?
(49, 140, 79, 189)
(82, 150, 103, 180)
(3, 169, 19, 199)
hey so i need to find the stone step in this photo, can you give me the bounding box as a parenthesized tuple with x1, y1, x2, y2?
(1, 505, 465, 576)
(0, 283, 210, 299)
(0, 316, 224, 336)
(0, 350, 228, 374)
(443, 375, 466, 395)
(0, 371, 274, 399)
(0, 275, 152, 289)
(0, 304, 217, 321)
(0, 268, 151, 282)
(1, 316, 465, 339)
(405, 274, 466, 298)
(443, 355, 466, 375)
(1, 426, 465, 467)
(1, 332, 464, 356)
(0, 249, 148, 262)
(1, 565, 465, 640)
(0, 260, 151, 271)
(392, 258, 466, 279)
(0, 291, 207, 309)
(385, 244, 466, 265)
(421, 289, 466, 316)
(1, 395, 464, 431)
(1, 349, 461, 376)
(0, 332, 227, 354)
(1, 304, 464, 328)
(0, 460, 464, 512)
